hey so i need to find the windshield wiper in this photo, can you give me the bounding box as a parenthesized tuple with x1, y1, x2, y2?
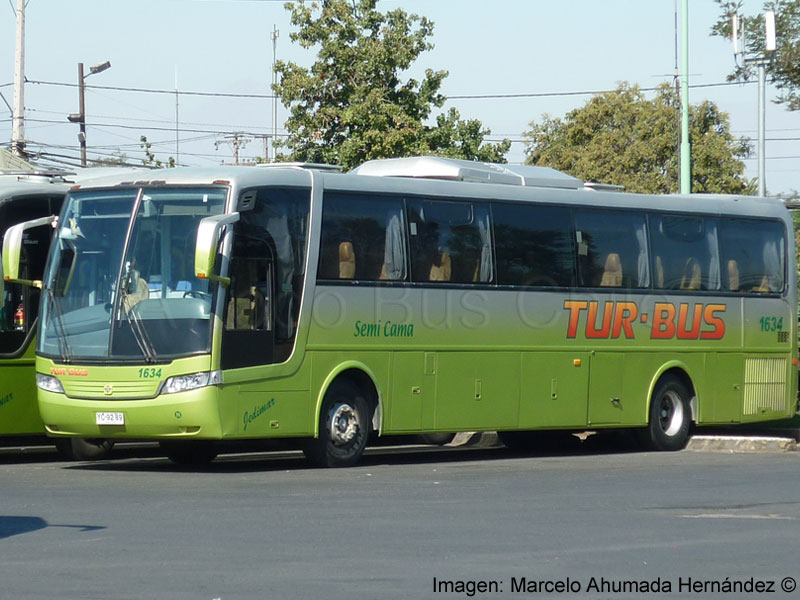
(113, 261, 157, 363)
(45, 288, 72, 364)
(122, 301, 157, 363)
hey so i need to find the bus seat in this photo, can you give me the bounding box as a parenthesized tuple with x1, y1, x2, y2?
(429, 252, 451, 282)
(727, 260, 740, 291)
(752, 274, 771, 293)
(339, 242, 356, 279)
(226, 286, 266, 330)
(655, 256, 664, 288)
(680, 258, 701, 290)
(600, 253, 622, 287)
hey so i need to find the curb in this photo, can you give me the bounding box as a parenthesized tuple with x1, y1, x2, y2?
(686, 435, 797, 453)
(450, 431, 799, 454)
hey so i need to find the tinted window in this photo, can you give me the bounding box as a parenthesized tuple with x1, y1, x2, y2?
(650, 214, 720, 291)
(719, 218, 784, 293)
(0, 195, 62, 355)
(241, 187, 310, 343)
(319, 193, 406, 282)
(574, 209, 649, 289)
(406, 198, 492, 284)
(493, 203, 574, 287)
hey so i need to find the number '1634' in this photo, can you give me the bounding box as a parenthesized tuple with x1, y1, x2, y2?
(759, 317, 784, 332)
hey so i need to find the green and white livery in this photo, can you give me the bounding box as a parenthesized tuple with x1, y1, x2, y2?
(4, 157, 796, 466)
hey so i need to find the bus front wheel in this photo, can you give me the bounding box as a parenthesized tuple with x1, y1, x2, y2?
(639, 374, 691, 451)
(305, 380, 369, 468)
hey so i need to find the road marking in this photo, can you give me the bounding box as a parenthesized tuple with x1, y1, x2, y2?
(680, 513, 795, 520)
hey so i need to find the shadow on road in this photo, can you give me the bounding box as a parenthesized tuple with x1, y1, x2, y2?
(59, 430, 647, 475)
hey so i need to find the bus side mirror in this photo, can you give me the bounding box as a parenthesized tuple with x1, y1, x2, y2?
(195, 213, 240, 284)
(2, 216, 57, 288)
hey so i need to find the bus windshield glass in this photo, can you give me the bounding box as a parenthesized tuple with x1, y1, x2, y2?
(38, 186, 227, 361)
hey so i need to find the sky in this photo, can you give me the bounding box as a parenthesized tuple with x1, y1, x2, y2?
(1, 0, 799, 196)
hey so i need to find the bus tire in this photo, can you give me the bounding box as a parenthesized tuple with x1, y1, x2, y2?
(160, 440, 218, 466)
(639, 374, 691, 451)
(55, 438, 114, 461)
(305, 380, 369, 468)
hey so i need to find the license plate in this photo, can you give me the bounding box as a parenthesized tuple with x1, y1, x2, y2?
(96, 411, 124, 426)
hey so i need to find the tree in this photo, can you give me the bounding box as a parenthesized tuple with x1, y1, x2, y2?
(523, 83, 753, 195)
(712, 1, 800, 111)
(274, 0, 509, 169)
(140, 136, 175, 168)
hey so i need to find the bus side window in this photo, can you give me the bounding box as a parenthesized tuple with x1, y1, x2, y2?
(319, 192, 407, 282)
(574, 209, 649, 289)
(718, 218, 785, 295)
(407, 198, 491, 285)
(650, 215, 719, 291)
(493, 203, 574, 287)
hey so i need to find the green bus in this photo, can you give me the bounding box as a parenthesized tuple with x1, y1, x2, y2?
(0, 173, 112, 459)
(4, 157, 796, 466)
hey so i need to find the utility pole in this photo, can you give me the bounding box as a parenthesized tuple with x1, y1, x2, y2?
(11, 0, 26, 157)
(175, 67, 180, 166)
(216, 133, 250, 166)
(679, 0, 691, 194)
(732, 10, 776, 197)
(67, 61, 111, 167)
(76, 63, 87, 166)
(270, 25, 280, 162)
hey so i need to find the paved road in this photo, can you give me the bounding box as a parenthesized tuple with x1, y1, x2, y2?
(2, 443, 800, 599)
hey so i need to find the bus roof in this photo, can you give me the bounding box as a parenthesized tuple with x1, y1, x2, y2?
(0, 175, 71, 204)
(61, 160, 790, 222)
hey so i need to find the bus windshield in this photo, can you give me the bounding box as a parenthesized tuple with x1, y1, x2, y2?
(38, 186, 227, 362)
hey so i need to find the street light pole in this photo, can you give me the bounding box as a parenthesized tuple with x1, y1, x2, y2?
(270, 25, 279, 162)
(67, 60, 111, 167)
(76, 63, 87, 166)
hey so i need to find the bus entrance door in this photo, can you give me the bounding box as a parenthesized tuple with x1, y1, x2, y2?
(221, 253, 275, 370)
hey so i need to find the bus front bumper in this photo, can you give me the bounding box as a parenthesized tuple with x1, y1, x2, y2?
(38, 387, 223, 440)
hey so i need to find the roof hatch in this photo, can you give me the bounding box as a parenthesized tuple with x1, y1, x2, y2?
(351, 156, 583, 189)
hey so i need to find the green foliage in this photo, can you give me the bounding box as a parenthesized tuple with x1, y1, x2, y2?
(524, 83, 753, 194)
(712, 1, 800, 111)
(274, 0, 509, 169)
(140, 136, 176, 169)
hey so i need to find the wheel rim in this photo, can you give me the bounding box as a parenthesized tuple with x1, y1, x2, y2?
(327, 402, 359, 446)
(658, 390, 684, 437)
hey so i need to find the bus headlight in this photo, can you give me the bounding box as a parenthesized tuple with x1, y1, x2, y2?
(161, 371, 221, 395)
(36, 373, 65, 394)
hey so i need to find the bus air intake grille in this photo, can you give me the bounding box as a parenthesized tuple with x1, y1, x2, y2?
(743, 357, 788, 415)
(62, 380, 160, 400)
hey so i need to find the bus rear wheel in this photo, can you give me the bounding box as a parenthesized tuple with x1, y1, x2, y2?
(55, 438, 114, 461)
(160, 440, 218, 466)
(305, 380, 369, 468)
(639, 374, 691, 451)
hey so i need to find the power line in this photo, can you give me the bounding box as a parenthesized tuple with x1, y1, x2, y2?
(28, 79, 274, 100)
(20, 117, 288, 138)
(24, 78, 756, 102)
